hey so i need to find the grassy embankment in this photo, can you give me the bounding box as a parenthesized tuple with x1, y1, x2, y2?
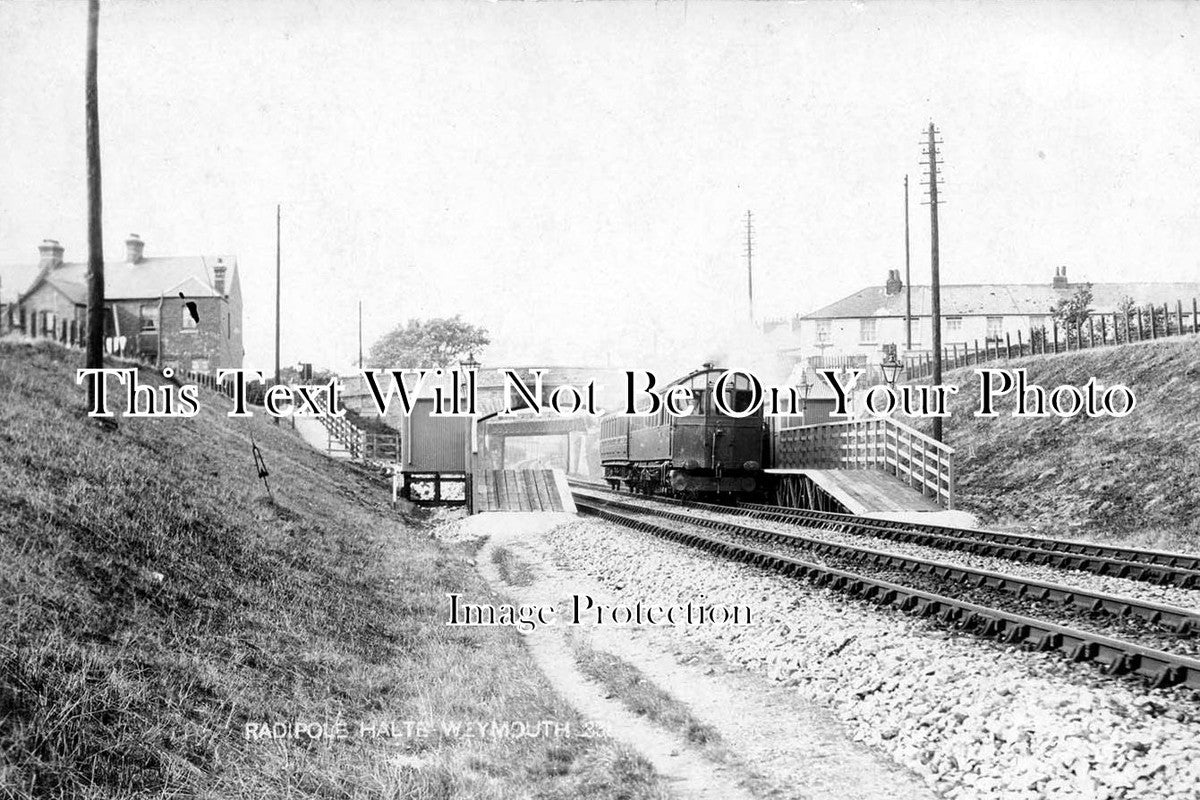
(0, 340, 666, 799)
(923, 334, 1200, 549)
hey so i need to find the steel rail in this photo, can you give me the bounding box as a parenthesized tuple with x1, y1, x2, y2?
(566, 478, 1200, 588)
(738, 500, 1200, 574)
(574, 497, 1200, 690)
(721, 501, 1200, 588)
(571, 490, 1200, 635)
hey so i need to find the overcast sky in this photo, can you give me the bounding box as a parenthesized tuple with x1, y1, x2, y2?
(2, 1, 1199, 374)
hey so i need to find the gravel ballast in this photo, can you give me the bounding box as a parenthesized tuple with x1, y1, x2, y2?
(545, 516, 1200, 799)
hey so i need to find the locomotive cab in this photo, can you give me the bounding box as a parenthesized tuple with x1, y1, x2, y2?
(600, 366, 765, 498)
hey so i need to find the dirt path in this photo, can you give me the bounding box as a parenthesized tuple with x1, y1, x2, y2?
(474, 515, 754, 800)
(465, 513, 934, 800)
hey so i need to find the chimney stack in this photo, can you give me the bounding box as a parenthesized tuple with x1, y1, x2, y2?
(38, 239, 64, 270)
(125, 234, 145, 264)
(885, 268, 903, 296)
(213, 258, 227, 296)
(1053, 265, 1069, 289)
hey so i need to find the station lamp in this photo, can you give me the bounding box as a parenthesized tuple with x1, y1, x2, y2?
(880, 344, 903, 388)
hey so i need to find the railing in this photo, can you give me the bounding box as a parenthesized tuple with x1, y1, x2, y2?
(311, 394, 400, 463)
(905, 297, 1200, 380)
(3, 311, 236, 399)
(775, 417, 955, 509)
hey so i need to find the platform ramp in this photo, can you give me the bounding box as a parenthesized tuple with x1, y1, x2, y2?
(767, 468, 943, 515)
(472, 469, 577, 514)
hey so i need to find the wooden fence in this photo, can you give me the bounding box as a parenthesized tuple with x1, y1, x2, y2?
(312, 396, 400, 463)
(905, 298, 1200, 380)
(6, 308, 234, 398)
(775, 417, 956, 509)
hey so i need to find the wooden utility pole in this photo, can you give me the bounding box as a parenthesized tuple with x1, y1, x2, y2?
(744, 210, 754, 325)
(904, 174, 912, 351)
(274, 204, 281, 424)
(922, 123, 945, 442)
(84, 0, 105, 387)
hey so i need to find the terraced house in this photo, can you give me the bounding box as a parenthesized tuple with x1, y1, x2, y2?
(2, 234, 243, 376)
(767, 267, 1200, 367)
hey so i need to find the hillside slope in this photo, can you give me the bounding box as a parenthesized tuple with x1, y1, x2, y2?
(0, 340, 662, 799)
(922, 334, 1200, 549)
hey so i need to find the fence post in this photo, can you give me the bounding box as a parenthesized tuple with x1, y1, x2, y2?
(1163, 303, 1171, 336)
(1194, 298, 1199, 335)
(1052, 323, 1059, 353)
(1017, 329, 1024, 356)
(1005, 332, 1011, 359)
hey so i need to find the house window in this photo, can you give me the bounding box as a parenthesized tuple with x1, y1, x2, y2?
(140, 304, 159, 331)
(859, 318, 877, 344)
(946, 316, 963, 333)
(815, 319, 831, 342)
(986, 316, 1004, 341)
(1028, 315, 1047, 330)
(181, 303, 198, 331)
(908, 319, 921, 345)
(190, 358, 210, 375)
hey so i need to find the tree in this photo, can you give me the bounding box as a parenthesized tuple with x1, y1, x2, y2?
(1050, 282, 1093, 344)
(367, 316, 490, 368)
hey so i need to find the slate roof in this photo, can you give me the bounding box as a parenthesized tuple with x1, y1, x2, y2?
(803, 282, 1200, 320)
(3, 254, 235, 305)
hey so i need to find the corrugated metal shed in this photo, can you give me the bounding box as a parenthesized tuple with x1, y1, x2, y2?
(401, 397, 469, 472)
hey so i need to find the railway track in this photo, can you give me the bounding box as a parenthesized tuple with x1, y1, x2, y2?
(566, 478, 1200, 588)
(567, 485, 1200, 690)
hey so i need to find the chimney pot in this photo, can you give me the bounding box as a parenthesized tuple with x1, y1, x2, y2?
(125, 234, 145, 264)
(1053, 265, 1069, 289)
(885, 268, 904, 296)
(213, 259, 227, 296)
(37, 239, 64, 269)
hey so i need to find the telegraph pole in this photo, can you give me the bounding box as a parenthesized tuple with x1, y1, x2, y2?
(84, 0, 105, 391)
(744, 210, 755, 325)
(904, 175, 912, 351)
(921, 122, 945, 442)
(274, 204, 281, 424)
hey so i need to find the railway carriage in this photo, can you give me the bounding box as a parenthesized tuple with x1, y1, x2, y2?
(599, 366, 765, 497)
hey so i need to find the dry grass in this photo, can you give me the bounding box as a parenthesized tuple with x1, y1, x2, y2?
(571, 644, 721, 751)
(917, 334, 1200, 550)
(490, 547, 536, 588)
(0, 339, 668, 799)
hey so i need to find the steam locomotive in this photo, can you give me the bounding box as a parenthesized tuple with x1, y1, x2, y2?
(599, 366, 765, 497)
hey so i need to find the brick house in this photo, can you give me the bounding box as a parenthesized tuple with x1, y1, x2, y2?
(4, 235, 243, 375)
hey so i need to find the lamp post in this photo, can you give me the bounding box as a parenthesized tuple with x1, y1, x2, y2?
(459, 353, 479, 511)
(798, 373, 811, 416)
(880, 344, 902, 388)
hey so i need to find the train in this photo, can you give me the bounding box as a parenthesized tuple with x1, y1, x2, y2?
(599, 366, 766, 497)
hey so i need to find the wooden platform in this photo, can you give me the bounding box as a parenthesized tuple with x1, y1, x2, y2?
(766, 468, 942, 515)
(472, 469, 577, 514)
